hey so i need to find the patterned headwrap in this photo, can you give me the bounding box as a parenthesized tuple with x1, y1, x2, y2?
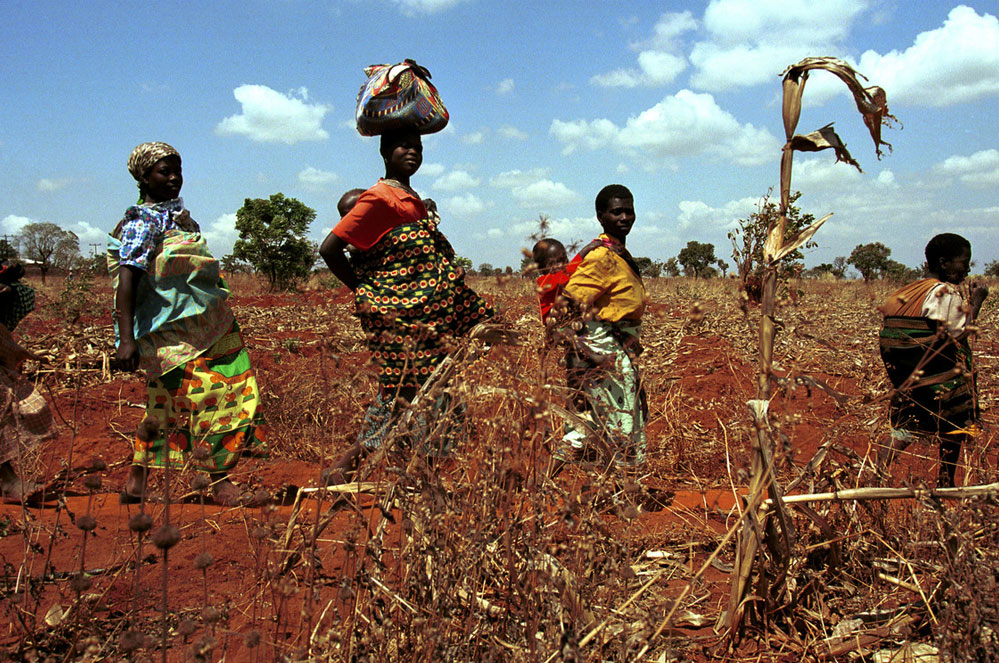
(127, 142, 180, 182)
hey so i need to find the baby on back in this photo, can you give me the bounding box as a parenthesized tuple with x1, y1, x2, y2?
(532, 238, 571, 326)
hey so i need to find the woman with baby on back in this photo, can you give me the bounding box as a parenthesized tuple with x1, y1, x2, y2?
(320, 119, 494, 486)
(110, 142, 266, 506)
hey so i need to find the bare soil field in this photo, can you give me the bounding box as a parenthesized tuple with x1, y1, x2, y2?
(1, 274, 997, 662)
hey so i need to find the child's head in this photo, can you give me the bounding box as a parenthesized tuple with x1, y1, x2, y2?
(926, 233, 972, 284)
(532, 238, 568, 274)
(337, 188, 366, 218)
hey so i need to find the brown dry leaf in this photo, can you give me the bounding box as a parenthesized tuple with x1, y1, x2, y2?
(781, 56, 898, 158)
(789, 124, 861, 171)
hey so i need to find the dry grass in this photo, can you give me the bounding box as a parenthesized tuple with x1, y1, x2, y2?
(2, 273, 998, 661)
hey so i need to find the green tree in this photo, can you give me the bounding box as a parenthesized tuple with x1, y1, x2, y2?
(983, 259, 999, 278)
(729, 190, 816, 286)
(884, 259, 921, 283)
(220, 254, 253, 275)
(20, 222, 79, 283)
(716, 259, 729, 277)
(633, 256, 663, 278)
(77, 254, 108, 276)
(677, 241, 717, 278)
(233, 193, 316, 291)
(477, 263, 496, 276)
(454, 256, 473, 272)
(662, 257, 680, 277)
(0, 239, 17, 262)
(848, 242, 892, 281)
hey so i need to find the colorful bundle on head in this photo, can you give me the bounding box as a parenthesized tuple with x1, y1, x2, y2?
(355, 59, 449, 137)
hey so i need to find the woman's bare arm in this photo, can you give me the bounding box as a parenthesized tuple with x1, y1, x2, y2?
(319, 233, 358, 291)
(114, 265, 143, 370)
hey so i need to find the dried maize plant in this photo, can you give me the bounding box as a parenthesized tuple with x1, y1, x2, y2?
(727, 56, 898, 636)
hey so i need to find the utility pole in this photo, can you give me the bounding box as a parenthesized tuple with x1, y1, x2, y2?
(89, 243, 101, 257)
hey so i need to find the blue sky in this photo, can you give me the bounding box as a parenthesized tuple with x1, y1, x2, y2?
(2, 0, 997, 272)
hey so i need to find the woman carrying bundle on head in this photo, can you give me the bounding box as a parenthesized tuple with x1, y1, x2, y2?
(319, 127, 493, 484)
(110, 142, 267, 506)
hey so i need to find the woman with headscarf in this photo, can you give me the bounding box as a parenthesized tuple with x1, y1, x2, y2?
(110, 142, 266, 505)
(319, 128, 492, 482)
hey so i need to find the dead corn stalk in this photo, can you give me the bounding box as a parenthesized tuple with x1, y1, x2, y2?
(727, 56, 897, 636)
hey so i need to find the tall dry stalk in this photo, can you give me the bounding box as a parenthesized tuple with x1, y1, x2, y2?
(727, 56, 898, 635)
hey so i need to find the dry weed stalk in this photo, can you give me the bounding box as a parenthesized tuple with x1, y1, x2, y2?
(728, 56, 898, 637)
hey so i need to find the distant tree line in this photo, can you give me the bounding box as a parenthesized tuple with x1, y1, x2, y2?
(13, 187, 999, 292)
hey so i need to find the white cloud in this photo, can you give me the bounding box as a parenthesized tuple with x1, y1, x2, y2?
(509, 215, 595, 241)
(490, 169, 579, 209)
(433, 169, 481, 191)
(792, 157, 863, 189)
(638, 51, 688, 85)
(297, 167, 339, 191)
(676, 196, 760, 230)
(690, 42, 810, 91)
(36, 178, 73, 192)
(201, 213, 240, 258)
(936, 148, 999, 186)
(649, 11, 698, 47)
(67, 221, 105, 251)
(498, 125, 528, 141)
(390, 0, 469, 15)
(490, 168, 549, 189)
(461, 131, 485, 145)
(511, 180, 580, 209)
(496, 78, 515, 95)
(216, 85, 331, 144)
(689, 0, 867, 91)
(593, 12, 696, 89)
(875, 169, 897, 187)
(857, 6, 999, 106)
(590, 69, 643, 88)
(592, 50, 687, 88)
(418, 162, 445, 178)
(0, 215, 105, 256)
(1, 215, 34, 235)
(446, 193, 486, 217)
(702, 0, 863, 44)
(550, 90, 780, 166)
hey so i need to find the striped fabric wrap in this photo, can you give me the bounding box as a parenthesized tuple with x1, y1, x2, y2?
(879, 316, 977, 435)
(351, 213, 491, 390)
(108, 229, 235, 379)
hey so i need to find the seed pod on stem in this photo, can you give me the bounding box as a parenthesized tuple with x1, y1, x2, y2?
(152, 524, 180, 550)
(129, 512, 153, 533)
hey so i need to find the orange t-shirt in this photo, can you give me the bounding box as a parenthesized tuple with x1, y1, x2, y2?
(536, 256, 581, 323)
(332, 181, 427, 250)
(536, 270, 570, 322)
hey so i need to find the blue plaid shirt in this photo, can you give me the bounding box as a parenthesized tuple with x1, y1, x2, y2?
(117, 198, 190, 271)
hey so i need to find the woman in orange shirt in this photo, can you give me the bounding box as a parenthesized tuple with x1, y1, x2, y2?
(319, 129, 491, 482)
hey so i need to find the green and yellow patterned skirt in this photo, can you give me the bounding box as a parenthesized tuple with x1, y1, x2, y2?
(132, 324, 267, 472)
